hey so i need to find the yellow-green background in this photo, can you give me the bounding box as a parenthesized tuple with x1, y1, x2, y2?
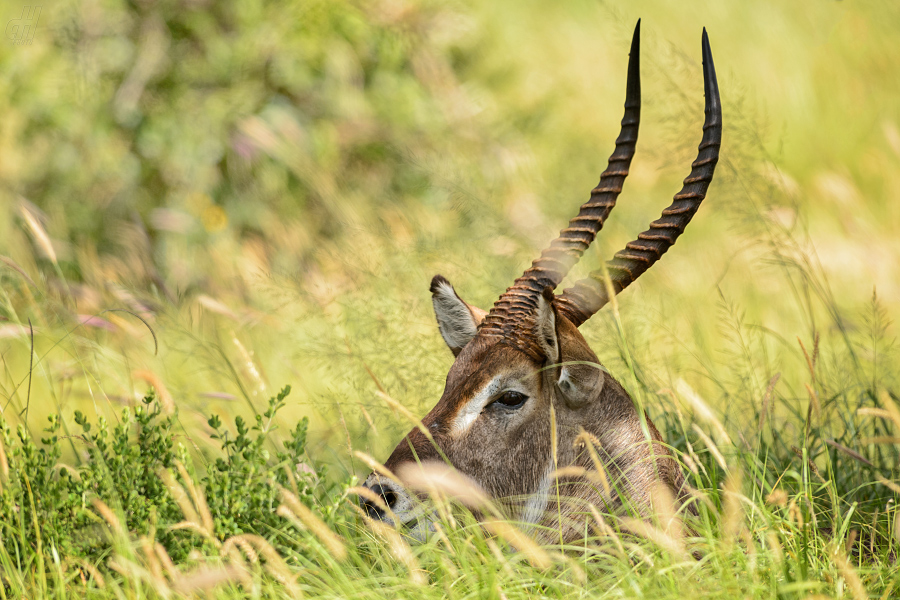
(1, 0, 898, 478)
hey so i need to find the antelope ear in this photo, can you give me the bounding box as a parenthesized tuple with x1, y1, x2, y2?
(541, 290, 604, 409)
(430, 275, 486, 357)
(535, 287, 560, 364)
(557, 360, 604, 409)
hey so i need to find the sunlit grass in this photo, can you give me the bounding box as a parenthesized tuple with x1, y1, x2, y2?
(0, 0, 899, 597)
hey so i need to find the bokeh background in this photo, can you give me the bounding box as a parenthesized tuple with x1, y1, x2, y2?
(1, 0, 899, 480)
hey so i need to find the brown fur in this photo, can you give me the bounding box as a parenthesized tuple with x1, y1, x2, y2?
(370, 302, 691, 543)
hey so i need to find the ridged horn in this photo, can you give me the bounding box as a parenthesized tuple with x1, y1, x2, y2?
(480, 20, 642, 335)
(556, 28, 722, 328)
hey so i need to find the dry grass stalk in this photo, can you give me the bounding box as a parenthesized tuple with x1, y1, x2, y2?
(825, 439, 875, 467)
(367, 518, 428, 585)
(845, 529, 858, 555)
(858, 408, 892, 419)
(91, 499, 124, 536)
(804, 495, 818, 529)
(833, 549, 868, 600)
(766, 531, 783, 565)
(19, 202, 58, 264)
(352, 451, 401, 484)
(677, 380, 732, 445)
(221, 534, 296, 591)
(76, 559, 106, 589)
(394, 462, 472, 527)
(431, 522, 457, 558)
(556, 548, 587, 585)
(0, 255, 38, 288)
(278, 486, 348, 561)
(895, 505, 900, 546)
(222, 536, 259, 564)
(108, 556, 170, 598)
(397, 462, 492, 512)
(551, 466, 587, 480)
(797, 336, 817, 380)
(878, 390, 900, 431)
(650, 482, 683, 542)
(175, 460, 215, 538)
(335, 403, 355, 460)
(875, 475, 900, 495)
(740, 528, 757, 570)
(484, 538, 515, 577)
(481, 518, 552, 570)
(55, 463, 82, 482)
(681, 452, 699, 476)
(787, 499, 804, 529)
(132, 370, 175, 414)
(154, 542, 178, 580)
(870, 509, 879, 556)
(140, 536, 163, 581)
(356, 399, 378, 435)
(232, 333, 267, 395)
(170, 521, 216, 540)
(0, 437, 8, 486)
(0, 324, 32, 340)
(758, 373, 781, 430)
(197, 294, 240, 321)
(722, 469, 744, 547)
(348, 486, 402, 526)
(765, 489, 788, 507)
(397, 462, 551, 569)
(588, 504, 626, 557)
(574, 429, 611, 496)
(174, 565, 243, 595)
(690, 424, 728, 471)
(598, 262, 620, 322)
(687, 487, 716, 512)
(620, 517, 689, 562)
(375, 391, 436, 444)
(159, 469, 206, 539)
(790, 446, 825, 483)
(861, 437, 900, 445)
(804, 383, 821, 422)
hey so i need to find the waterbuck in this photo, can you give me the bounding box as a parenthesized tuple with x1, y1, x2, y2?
(361, 21, 721, 542)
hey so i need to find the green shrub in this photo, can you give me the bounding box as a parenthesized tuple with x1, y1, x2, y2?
(0, 385, 327, 570)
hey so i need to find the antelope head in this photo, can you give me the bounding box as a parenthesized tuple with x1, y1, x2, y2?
(361, 22, 722, 542)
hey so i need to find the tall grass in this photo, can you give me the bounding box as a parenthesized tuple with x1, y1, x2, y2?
(0, 0, 899, 597)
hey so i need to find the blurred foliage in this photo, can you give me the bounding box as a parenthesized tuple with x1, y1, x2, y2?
(0, 0, 898, 478)
(0, 0, 899, 596)
(0, 0, 897, 466)
(1, 0, 508, 278)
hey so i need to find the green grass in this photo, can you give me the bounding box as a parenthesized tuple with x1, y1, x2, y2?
(0, 0, 899, 597)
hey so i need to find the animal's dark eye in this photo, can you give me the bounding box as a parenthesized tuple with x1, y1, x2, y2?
(493, 391, 528, 409)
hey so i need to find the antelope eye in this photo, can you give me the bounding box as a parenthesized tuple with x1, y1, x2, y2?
(492, 391, 528, 409)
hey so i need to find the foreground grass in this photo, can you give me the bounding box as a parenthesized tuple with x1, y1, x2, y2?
(0, 381, 897, 599)
(0, 387, 897, 599)
(1, 0, 899, 597)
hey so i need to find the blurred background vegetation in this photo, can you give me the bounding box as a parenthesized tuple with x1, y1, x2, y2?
(1, 0, 899, 484)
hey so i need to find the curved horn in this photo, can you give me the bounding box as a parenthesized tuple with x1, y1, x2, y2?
(556, 28, 722, 328)
(480, 20, 642, 335)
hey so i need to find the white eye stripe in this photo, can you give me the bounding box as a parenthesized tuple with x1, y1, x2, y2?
(450, 377, 500, 436)
(449, 377, 528, 436)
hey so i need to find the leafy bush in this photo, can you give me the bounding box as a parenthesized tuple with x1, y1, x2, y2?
(0, 385, 327, 570)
